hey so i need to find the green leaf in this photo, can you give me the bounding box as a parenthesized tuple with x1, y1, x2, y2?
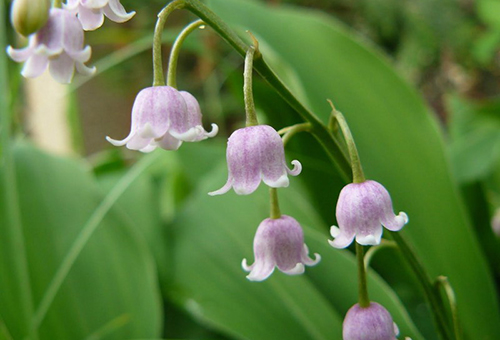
(206, 1, 500, 339)
(0, 144, 162, 339)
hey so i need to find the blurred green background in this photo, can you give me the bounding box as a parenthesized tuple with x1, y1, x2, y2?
(2, 0, 500, 339)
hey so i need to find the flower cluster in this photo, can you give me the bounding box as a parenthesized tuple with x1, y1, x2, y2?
(7, 0, 134, 84)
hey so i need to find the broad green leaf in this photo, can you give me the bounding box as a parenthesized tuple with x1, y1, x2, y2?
(0, 144, 162, 339)
(206, 1, 500, 339)
(448, 96, 500, 182)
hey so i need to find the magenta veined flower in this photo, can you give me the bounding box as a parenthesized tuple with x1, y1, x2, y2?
(7, 8, 95, 84)
(329, 180, 408, 248)
(242, 215, 320, 281)
(64, 0, 135, 31)
(106, 86, 218, 152)
(343, 302, 399, 340)
(208, 125, 301, 196)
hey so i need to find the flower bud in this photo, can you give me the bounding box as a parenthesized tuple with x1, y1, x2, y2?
(10, 0, 51, 37)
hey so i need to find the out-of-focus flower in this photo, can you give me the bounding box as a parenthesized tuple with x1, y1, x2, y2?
(65, 0, 135, 31)
(242, 215, 320, 281)
(492, 209, 500, 237)
(7, 8, 95, 84)
(106, 86, 218, 152)
(209, 125, 301, 196)
(343, 302, 399, 340)
(10, 0, 51, 36)
(329, 180, 408, 248)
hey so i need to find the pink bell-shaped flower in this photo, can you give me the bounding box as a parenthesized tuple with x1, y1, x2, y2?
(209, 125, 301, 196)
(106, 86, 218, 153)
(329, 180, 408, 248)
(343, 302, 399, 340)
(7, 8, 95, 84)
(65, 0, 135, 31)
(242, 215, 320, 281)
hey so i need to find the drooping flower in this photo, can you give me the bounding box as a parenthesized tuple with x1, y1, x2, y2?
(7, 8, 95, 84)
(106, 86, 218, 152)
(208, 125, 301, 196)
(242, 215, 320, 281)
(343, 302, 399, 340)
(64, 0, 135, 31)
(329, 180, 408, 248)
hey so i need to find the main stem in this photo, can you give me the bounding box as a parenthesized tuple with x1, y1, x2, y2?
(167, 19, 205, 88)
(152, 0, 186, 86)
(244, 45, 258, 127)
(356, 243, 370, 307)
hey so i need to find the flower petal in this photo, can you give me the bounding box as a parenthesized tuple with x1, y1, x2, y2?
(208, 176, 233, 196)
(328, 225, 355, 249)
(381, 211, 408, 232)
(21, 54, 49, 78)
(301, 245, 321, 266)
(281, 262, 305, 275)
(245, 260, 275, 282)
(157, 132, 182, 151)
(241, 258, 254, 272)
(77, 6, 104, 30)
(7, 43, 34, 62)
(286, 160, 302, 176)
(103, 0, 135, 23)
(48, 54, 75, 83)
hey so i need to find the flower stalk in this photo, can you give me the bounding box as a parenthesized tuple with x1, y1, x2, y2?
(328, 99, 364, 183)
(167, 19, 205, 88)
(356, 243, 370, 308)
(269, 188, 281, 219)
(244, 42, 258, 127)
(153, 0, 186, 86)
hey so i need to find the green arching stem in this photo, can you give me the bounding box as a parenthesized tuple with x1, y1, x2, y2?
(435, 276, 462, 340)
(327, 99, 364, 183)
(167, 19, 205, 88)
(363, 239, 397, 268)
(356, 243, 370, 308)
(152, 0, 186, 87)
(269, 188, 281, 219)
(244, 44, 258, 127)
(52, 0, 62, 8)
(279, 122, 311, 147)
(390, 232, 453, 340)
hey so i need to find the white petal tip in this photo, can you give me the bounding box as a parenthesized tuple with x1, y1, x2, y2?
(399, 212, 409, 224)
(287, 160, 302, 176)
(206, 123, 219, 138)
(356, 234, 380, 246)
(266, 174, 289, 188)
(241, 258, 252, 272)
(106, 136, 126, 146)
(330, 225, 340, 237)
(283, 263, 305, 275)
